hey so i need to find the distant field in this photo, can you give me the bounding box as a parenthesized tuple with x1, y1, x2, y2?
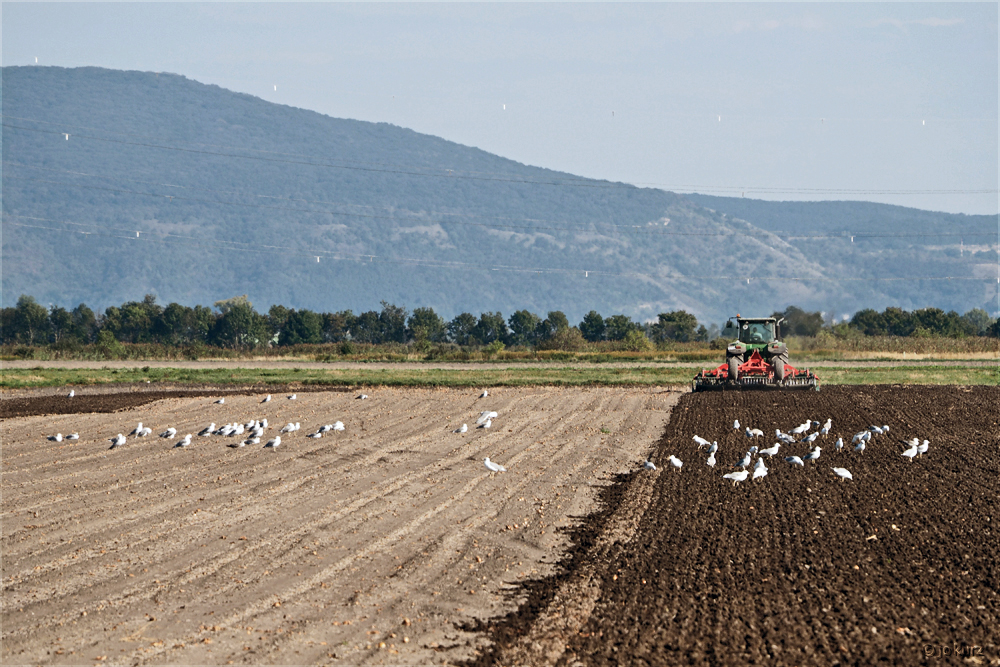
(1, 364, 996, 389)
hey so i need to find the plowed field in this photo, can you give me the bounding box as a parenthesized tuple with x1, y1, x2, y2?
(476, 385, 1000, 666)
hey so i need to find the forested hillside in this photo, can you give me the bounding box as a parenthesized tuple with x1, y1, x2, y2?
(2, 66, 996, 323)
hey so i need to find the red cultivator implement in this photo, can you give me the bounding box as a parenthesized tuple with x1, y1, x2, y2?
(693, 349, 820, 391)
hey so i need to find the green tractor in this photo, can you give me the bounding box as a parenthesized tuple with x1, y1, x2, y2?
(693, 315, 819, 391)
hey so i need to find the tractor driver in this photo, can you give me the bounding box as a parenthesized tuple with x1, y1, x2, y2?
(742, 323, 774, 344)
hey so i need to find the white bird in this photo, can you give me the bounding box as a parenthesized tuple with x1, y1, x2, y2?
(749, 428, 764, 438)
(48, 433, 63, 442)
(822, 418, 832, 432)
(748, 445, 758, 454)
(455, 424, 468, 433)
(901, 445, 918, 460)
(759, 443, 780, 457)
(479, 419, 492, 429)
(245, 419, 257, 430)
(262, 394, 271, 403)
(706, 452, 716, 467)
(804, 446, 822, 462)
(288, 394, 297, 400)
(332, 421, 345, 431)
(735, 452, 752, 469)
(708, 442, 718, 455)
(802, 432, 820, 444)
(260, 419, 268, 429)
(854, 441, 866, 453)
(174, 435, 192, 448)
(68, 390, 75, 398)
(693, 435, 711, 448)
(265, 436, 281, 448)
(215, 398, 225, 404)
(644, 460, 657, 470)
(357, 394, 368, 400)
(870, 425, 884, 435)
(480, 390, 488, 398)
(745, 427, 754, 439)
(250, 427, 264, 438)
(835, 437, 844, 451)
(199, 423, 216, 436)
(882, 425, 890, 433)
(318, 424, 333, 433)
(66, 433, 79, 440)
(832, 467, 853, 481)
(733, 419, 740, 430)
(752, 460, 768, 481)
(160, 427, 177, 439)
(906, 437, 920, 448)
(129, 422, 144, 436)
(217, 424, 235, 437)
(785, 455, 804, 466)
(667, 455, 683, 471)
(820, 426, 830, 436)
(484, 457, 506, 472)
(234, 423, 245, 435)
(723, 470, 749, 486)
(109, 434, 126, 449)
(477, 411, 498, 425)
(917, 440, 929, 456)
(307, 432, 323, 439)
(280, 423, 296, 433)
(138, 426, 152, 437)
(791, 423, 810, 436)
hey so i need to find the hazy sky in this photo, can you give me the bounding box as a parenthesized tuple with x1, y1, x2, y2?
(3, 2, 997, 215)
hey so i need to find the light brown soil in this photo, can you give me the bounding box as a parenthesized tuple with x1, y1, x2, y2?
(1, 386, 679, 665)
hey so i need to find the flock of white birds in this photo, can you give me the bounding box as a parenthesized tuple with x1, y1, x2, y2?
(49, 388, 509, 472)
(648, 416, 931, 486)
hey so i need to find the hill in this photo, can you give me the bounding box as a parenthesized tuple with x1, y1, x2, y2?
(2, 66, 996, 324)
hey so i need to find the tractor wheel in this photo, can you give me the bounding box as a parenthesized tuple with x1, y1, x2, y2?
(773, 352, 788, 382)
(727, 354, 741, 381)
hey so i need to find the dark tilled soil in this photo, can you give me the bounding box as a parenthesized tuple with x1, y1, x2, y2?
(473, 385, 1000, 666)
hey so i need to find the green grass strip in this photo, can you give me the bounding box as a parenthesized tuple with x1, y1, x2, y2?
(1, 365, 996, 389)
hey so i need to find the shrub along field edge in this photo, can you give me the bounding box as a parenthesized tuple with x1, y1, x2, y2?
(1, 365, 996, 390)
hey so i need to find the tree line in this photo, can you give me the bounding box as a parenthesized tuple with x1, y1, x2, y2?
(2, 294, 997, 351)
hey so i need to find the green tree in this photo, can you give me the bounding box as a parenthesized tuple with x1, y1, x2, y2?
(535, 311, 569, 342)
(48, 305, 74, 343)
(212, 302, 267, 349)
(508, 310, 541, 347)
(407, 307, 446, 343)
(14, 295, 51, 344)
(448, 313, 478, 346)
(578, 310, 606, 342)
(882, 307, 915, 337)
(71, 304, 98, 343)
(268, 304, 291, 341)
(474, 312, 508, 345)
(849, 308, 886, 336)
(773, 306, 824, 337)
(379, 301, 409, 344)
(961, 308, 993, 336)
(651, 310, 699, 343)
(0, 307, 17, 344)
(322, 310, 356, 342)
(352, 311, 382, 344)
(280, 309, 323, 345)
(215, 294, 253, 314)
(605, 314, 639, 341)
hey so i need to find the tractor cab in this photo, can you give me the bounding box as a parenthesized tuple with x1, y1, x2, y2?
(723, 316, 779, 349)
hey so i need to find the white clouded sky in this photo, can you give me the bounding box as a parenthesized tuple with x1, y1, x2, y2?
(3, 2, 997, 214)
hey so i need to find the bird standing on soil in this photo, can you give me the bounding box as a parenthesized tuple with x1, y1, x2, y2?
(109, 434, 126, 449)
(265, 436, 281, 448)
(832, 467, 853, 481)
(68, 390, 75, 398)
(644, 460, 657, 470)
(804, 446, 822, 462)
(479, 419, 492, 429)
(733, 419, 740, 430)
(752, 459, 768, 481)
(48, 433, 63, 442)
(785, 455, 804, 466)
(723, 470, 749, 486)
(307, 432, 323, 439)
(262, 394, 271, 403)
(480, 390, 489, 398)
(708, 442, 718, 455)
(667, 455, 683, 472)
(175, 434, 192, 448)
(735, 452, 752, 469)
(199, 423, 216, 437)
(854, 441, 866, 453)
(917, 440, 929, 457)
(455, 424, 468, 433)
(484, 457, 506, 472)
(357, 394, 369, 400)
(66, 433, 79, 440)
(280, 423, 297, 433)
(693, 435, 711, 448)
(759, 443, 780, 457)
(160, 427, 177, 439)
(901, 445, 918, 460)
(215, 398, 225, 404)
(477, 411, 498, 424)
(288, 394, 297, 400)
(835, 437, 844, 452)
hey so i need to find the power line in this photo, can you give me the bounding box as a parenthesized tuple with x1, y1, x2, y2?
(4, 179, 995, 242)
(4, 116, 997, 196)
(4, 216, 994, 284)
